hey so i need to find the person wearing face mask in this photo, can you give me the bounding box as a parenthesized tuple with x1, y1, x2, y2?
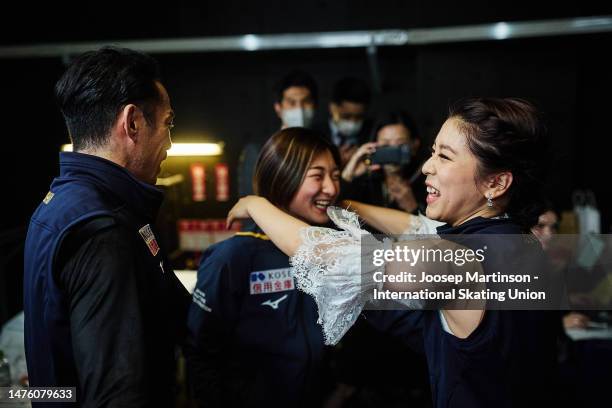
(186, 128, 338, 408)
(315, 77, 372, 167)
(341, 111, 427, 215)
(237, 70, 319, 196)
(273, 71, 317, 129)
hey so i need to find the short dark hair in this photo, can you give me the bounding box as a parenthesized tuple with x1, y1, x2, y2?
(254, 127, 340, 209)
(55, 46, 162, 150)
(449, 97, 547, 229)
(331, 77, 371, 106)
(275, 70, 318, 104)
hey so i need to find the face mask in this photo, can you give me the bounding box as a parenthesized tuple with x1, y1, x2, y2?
(336, 119, 363, 137)
(282, 108, 315, 128)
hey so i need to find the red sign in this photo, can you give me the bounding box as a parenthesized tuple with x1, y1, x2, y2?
(190, 163, 206, 202)
(215, 163, 229, 202)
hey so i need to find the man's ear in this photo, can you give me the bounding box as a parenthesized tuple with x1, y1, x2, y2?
(119, 104, 143, 142)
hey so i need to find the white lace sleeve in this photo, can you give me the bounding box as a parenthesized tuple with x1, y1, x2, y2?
(401, 212, 445, 235)
(291, 207, 385, 345)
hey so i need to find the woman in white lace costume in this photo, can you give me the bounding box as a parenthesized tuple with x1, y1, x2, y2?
(228, 97, 558, 407)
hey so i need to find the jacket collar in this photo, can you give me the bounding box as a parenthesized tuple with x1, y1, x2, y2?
(58, 152, 163, 220)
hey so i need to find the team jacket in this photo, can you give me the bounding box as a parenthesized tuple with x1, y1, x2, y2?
(23, 152, 190, 407)
(185, 227, 328, 408)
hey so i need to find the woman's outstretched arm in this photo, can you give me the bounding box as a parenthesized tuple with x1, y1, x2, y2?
(227, 196, 307, 257)
(343, 199, 414, 235)
(228, 196, 484, 339)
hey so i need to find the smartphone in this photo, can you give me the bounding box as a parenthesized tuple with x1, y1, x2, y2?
(369, 144, 411, 165)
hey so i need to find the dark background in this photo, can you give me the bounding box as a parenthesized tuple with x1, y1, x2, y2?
(1, 2, 612, 321)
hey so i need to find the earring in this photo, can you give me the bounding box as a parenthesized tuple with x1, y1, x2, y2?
(486, 192, 494, 207)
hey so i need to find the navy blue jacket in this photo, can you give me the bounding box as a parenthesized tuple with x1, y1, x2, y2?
(23, 152, 190, 407)
(185, 227, 327, 408)
(420, 217, 558, 407)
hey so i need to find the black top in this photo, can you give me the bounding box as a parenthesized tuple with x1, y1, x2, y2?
(420, 217, 559, 407)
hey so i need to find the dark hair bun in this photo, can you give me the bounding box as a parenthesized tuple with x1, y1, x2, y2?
(449, 97, 547, 229)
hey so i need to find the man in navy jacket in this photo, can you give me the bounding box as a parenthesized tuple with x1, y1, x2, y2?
(23, 47, 190, 407)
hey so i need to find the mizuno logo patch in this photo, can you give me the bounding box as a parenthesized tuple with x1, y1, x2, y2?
(262, 294, 288, 310)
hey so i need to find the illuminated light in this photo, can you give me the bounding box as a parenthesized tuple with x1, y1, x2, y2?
(492, 22, 510, 39)
(61, 142, 223, 156)
(242, 34, 259, 51)
(167, 143, 223, 156)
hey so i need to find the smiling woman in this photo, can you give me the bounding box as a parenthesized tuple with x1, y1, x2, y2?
(254, 127, 341, 224)
(185, 127, 342, 408)
(422, 117, 495, 226)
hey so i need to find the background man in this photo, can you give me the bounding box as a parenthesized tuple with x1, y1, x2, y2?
(273, 70, 318, 129)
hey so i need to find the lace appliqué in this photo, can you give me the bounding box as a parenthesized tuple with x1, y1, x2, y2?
(291, 207, 439, 345)
(291, 207, 389, 345)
